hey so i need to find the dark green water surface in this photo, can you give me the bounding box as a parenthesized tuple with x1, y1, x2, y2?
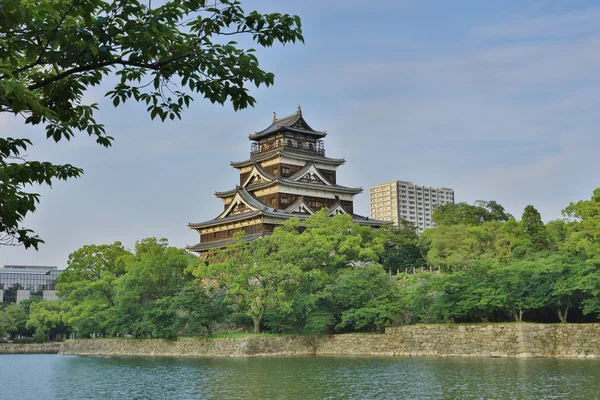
(1, 354, 600, 399)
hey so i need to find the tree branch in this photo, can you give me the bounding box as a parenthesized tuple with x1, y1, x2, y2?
(27, 51, 198, 91)
(6, 0, 80, 79)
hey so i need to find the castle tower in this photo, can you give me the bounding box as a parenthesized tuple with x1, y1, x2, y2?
(187, 108, 389, 257)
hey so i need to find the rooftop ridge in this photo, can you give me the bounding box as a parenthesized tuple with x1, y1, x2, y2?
(230, 150, 345, 168)
(249, 109, 326, 141)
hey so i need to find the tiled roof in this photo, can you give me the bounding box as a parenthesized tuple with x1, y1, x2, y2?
(189, 205, 390, 234)
(351, 214, 393, 226)
(216, 178, 362, 199)
(237, 186, 270, 210)
(253, 163, 277, 181)
(278, 177, 362, 194)
(230, 150, 345, 168)
(248, 109, 326, 140)
(186, 233, 264, 252)
(188, 210, 261, 229)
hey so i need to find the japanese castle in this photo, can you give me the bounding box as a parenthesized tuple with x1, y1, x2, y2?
(187, 107, 389, 257)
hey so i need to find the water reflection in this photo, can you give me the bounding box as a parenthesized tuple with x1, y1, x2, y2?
(1, 355, 600, 399)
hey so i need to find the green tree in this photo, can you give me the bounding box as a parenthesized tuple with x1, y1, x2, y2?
(26, 300, 71, 340)
(171, 285, 230, 335)
(195, 228, 302, 333)
(263, 212, 387, 334)
(379, 222, 425, 273)
(0, 0, 303, 248)
(57, 242, 130, 337)
(521, 205, 549, 251)
(0, 300, 36, 337)
(546, 219, 569, 251)
(562, 188, 600, 260)
(329, 264, 402, 332)
(0, 306, 15, 337)
(535, 255, 589, 323)
(113, 238, 195, 338)
(432, 200, 512, 226)
(422, 222, 518, 270)
(429, 261, 506, 322)
(492, 261, 545, 322)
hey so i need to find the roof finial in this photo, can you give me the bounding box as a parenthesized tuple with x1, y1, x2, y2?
(297, 104, 302, 115)
(273, 111, 277, 122)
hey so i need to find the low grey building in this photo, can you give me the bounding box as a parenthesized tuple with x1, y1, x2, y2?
(0, 265, 61, 303)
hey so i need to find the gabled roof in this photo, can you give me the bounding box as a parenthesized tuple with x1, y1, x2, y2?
(215, 186, 269, 219)
(249, 107, 326, 141)
(288, 162, 333, 186)
(231, 150, 345, 169)
(284, 196, 315, 214)
(328, 200, 348, 216)
(241, 163, 277, 187)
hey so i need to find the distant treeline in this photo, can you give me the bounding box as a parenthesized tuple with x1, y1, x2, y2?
(1, 188, 599, 340)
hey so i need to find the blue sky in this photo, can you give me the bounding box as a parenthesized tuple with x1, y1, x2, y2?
(2, 0, 600, 267)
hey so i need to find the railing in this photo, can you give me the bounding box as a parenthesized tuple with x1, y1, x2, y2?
(251, 140, 325, 158)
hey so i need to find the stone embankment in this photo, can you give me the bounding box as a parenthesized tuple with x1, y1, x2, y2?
(59, 336, 316, 357)
(0, 343, 62, 354)
(319, 324, 600, 358)
(3, 323, 600, 358)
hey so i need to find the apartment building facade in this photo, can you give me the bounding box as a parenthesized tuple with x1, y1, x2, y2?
(369, 181, 455, 233)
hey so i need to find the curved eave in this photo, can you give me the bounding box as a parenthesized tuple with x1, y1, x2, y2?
(248, 112, 326, 141)
(215, 180, 273, 198)
(279, 178, 363, 195)
(280, 151, 345, 165)
(237, 186, 270, 210)
(351, 214, 393, 227)
(188, 210, 261, 229)
(249, 126, 327, 141)
(186, 233, 264, 252)
(249, 113, 299, 140)
(280, 126, 327, 137)
(215, 190, 236, 198)
(230, 151, 346, 169)
(253, 163, 277, 181)
(219, 179, 362, 196)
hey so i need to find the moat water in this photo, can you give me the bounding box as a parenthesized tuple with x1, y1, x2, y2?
(2, 354, 600, 399)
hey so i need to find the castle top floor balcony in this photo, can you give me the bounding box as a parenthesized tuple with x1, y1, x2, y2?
(251, 139, 325, 158)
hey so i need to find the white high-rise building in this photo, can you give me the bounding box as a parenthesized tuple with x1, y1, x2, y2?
(369, 181, 454, 233)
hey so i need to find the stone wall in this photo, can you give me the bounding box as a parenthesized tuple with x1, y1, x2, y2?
(60, 336, 316, 357)
(317, 324, 600, 358)
(0, 343, 62, 354)
(4, 324, 600, 358)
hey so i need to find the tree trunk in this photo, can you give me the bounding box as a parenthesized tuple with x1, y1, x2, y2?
(252, 316, 261, 333)
(512, 310, 519, 322)
(557, 307, 569, 323)
(519, 309, 524, 322)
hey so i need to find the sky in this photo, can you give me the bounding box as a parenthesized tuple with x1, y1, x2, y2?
(2, 0, 600, 268)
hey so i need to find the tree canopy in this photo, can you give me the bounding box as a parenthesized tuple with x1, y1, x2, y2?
(432, 200, 513, 226)
(4, 189, 600, 340)
(0, 0, 303, 248)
